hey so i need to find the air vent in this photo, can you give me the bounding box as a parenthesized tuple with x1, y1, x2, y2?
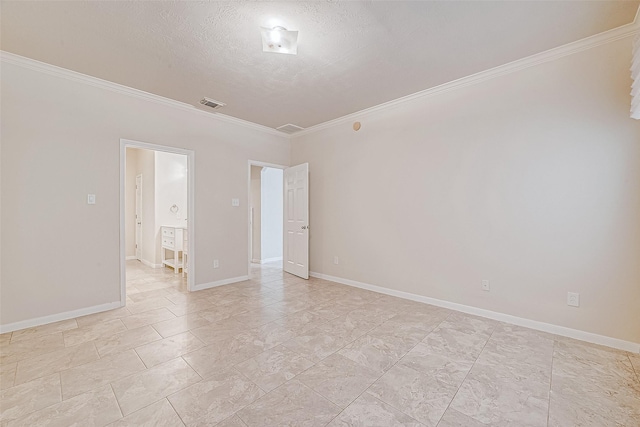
(276, 123, 305, 134)
(199, 97, 226, 110)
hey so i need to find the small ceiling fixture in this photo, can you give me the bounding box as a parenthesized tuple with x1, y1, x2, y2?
(199, 97, 226, 110)
(276, 123, 305, 134)
(261, 26, 298, 55)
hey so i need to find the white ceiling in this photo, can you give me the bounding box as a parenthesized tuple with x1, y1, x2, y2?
(1, 1, 638, 130)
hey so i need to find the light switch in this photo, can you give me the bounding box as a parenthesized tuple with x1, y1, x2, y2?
(87, 194, 96, 205)
(232, 198, 240, 207)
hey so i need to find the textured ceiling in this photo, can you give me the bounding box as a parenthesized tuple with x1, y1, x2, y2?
(1, 1, 638, 130)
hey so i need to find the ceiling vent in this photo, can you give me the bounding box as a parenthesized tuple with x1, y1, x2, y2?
(199, 97, 226, 110)
(276, 123, 305, 134)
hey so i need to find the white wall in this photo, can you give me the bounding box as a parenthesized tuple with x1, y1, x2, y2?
(136, 149, 157, 266)
(250, 166, 262, 262)
(261, 167, 283, 261)
(154, 151, 188, 264)
(291, 37, 640, 344)
(0, 57, 290, 328)
(124, 147, 138, 258)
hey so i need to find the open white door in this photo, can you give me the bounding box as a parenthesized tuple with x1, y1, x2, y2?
(283, 163, 309, 279)
(135, 174, 142, 261)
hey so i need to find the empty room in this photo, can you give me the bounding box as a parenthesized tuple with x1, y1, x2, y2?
(1, 1, 639, 426)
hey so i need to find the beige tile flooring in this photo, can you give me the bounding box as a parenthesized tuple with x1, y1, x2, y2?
(1, 261, 639, 426)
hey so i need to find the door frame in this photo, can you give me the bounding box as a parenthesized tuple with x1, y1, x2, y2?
(120, 139, 196, 306)
(247, 160, 288, 276)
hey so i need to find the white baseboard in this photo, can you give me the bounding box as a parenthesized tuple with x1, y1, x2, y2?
(140, 259, 163, 268)
(310, 271, 640, 354)
(0, 301, 122, 334)
(261, 257, 283, 264)
(251, 259, 261, 264)
(193, 275, 250, 292)
(125, 256, 137, 261)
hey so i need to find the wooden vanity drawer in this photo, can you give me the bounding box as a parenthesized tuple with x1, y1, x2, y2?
(162, 227, 175, 237)
(162, 237, 175, 248)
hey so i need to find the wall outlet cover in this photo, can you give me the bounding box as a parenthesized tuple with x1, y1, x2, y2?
(481, 279, 490, 291)
(567, 292, 580, 307)
(213, 259, 219, 268)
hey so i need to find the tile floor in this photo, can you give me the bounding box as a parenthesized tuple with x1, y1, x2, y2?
(1, 261, 639, 426)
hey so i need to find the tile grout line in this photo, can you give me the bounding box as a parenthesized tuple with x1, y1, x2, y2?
(433, 320, 499, 427)
(317, 359, 387, 425)
(177, 355, 204, 382)
(627, 353, 640, 383)
(323, 310, 453, 426)
(8, 320, 78, 345)
(165, 395, 188, 426)
(109, 383, 125, 420)
(2, 333, 67, 368)
(11, 340, 101, 390)
(546, 340, 556, 427)
(1, 372, 64, 425)
(7, 359, 18, 389)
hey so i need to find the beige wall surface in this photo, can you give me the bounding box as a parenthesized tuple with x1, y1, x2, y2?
(251, 165, 262, 262)
(124, 148, 138, 258)
(0, 61, 290, 327)
(261, 167, 284, 261)
(124, 148, 156, 265)
(291, 38, 640, 344)
(137, 148, 156, 265)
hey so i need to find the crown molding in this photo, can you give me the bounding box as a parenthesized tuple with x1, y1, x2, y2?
(0, 51, 288, 138)
(293, 20, 640, 138)
(3, 10, 639, 141)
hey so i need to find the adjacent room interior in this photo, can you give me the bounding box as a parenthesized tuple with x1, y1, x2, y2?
(1, 1, 639, 426)
(250, 165, 284, 269)
(124, 147, 190, 298)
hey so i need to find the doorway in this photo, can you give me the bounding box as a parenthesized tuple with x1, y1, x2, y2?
(120, 139, 195, 306)
(248, 161, 285, 276)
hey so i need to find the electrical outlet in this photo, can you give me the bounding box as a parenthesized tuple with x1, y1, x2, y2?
(231, 198, 240, 207)
(567, 292, 580, 307)
(481, 279, 490, 291)
(87, 194, 96, 205)
(333, 256, 339, 265)
(213, 259, 219, 268)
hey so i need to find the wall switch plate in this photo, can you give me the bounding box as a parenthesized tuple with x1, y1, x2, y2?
(213, 260, 219, 268)
(87, 194, 96, 205)
(333, 256, 339, 265)
(567, 292, 580, 307)
(232, 198, 240, 207)
(481, 279, 490, 291)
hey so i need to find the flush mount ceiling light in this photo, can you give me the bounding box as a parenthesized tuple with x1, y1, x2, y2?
(261, 26, 298, 55)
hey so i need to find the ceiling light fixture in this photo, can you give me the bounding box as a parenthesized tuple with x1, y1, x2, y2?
(260, 26, 298, 55)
